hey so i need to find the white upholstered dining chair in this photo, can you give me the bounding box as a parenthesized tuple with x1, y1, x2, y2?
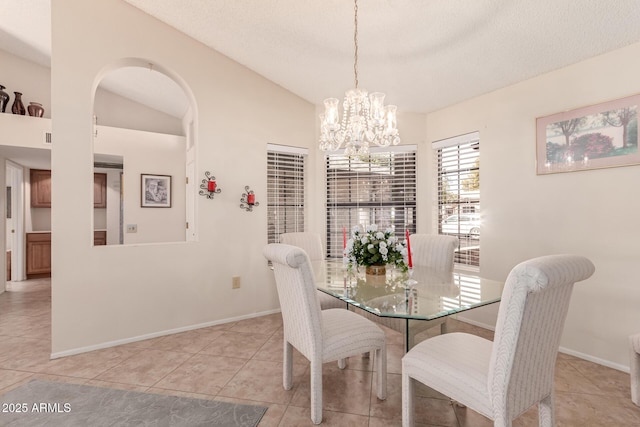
(402, 254, 595, 427)
(279, 232, 345, 310)
(264, 243, 387, 424)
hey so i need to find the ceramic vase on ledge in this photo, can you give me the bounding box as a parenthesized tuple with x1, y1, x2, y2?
(11, 92, 25, 115)
(0, 85, 9, 113)
(27, 102, 44, 117)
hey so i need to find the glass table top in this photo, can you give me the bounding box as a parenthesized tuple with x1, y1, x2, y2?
(313, 260, 504, 322)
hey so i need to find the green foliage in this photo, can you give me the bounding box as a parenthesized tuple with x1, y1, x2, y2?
(345, 225, 408, 271)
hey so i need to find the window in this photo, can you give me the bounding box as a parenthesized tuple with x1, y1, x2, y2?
(434, 132, 480, 267)
(267, 144, 307, 244)
(326, 146, 417, 259)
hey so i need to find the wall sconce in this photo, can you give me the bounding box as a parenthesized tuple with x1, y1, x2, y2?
(240, 185, 259, 212)
(199, 171, 221, 199)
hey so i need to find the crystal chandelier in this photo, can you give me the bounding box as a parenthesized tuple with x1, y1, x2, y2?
(319, 0, 400, 157)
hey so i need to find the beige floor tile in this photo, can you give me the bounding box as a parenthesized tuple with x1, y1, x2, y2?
(279, 405, 370, 426)
(218, 358, 305, 405)
(290, 363, 374, 416)
(200, 331, 271, 359)
(153, 353, 247, 395)
(1, 278, 637, 427)
(94, 349, 191, 386)
(147, 329, 223, 353)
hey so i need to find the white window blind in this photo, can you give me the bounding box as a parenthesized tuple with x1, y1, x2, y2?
(434, 132, 480, 267)
(326, 146, 417, 259)
(267, 144, 307, 244)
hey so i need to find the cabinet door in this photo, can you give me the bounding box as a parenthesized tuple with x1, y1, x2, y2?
(94, 230, 107, 245)
(30, 169, 51, 208)
(26, 233, 51, 277)
(94, 173, 107, 208)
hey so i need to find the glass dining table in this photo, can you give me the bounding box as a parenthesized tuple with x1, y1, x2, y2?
(312, 260, 504, 351)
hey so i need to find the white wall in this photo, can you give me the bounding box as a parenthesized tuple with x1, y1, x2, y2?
(425, 41, 640, 370)
(50, 0, 315, 355)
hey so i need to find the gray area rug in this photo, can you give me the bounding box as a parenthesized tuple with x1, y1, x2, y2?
(0, 380, 267, 426)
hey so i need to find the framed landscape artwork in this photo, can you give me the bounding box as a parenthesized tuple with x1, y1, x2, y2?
(141, 174, 171, 208)
(536, 94, 640, 175)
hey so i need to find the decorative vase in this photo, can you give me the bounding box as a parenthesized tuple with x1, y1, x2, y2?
(0, 85, 9, 113)
(11, 92, 25, 115)
(365, 264, 386, 276)
(27, 102, 44, 117)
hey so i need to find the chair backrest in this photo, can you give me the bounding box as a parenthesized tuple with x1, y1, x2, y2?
(279, 232, 324, 261)
(409, 234, 459, 272)
(488, 254, 595, 421)
(263, 243, 323, 360)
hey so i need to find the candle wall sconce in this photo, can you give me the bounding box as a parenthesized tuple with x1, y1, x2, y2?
(240, 186, 259, 212)
(199, 171, 221, 199)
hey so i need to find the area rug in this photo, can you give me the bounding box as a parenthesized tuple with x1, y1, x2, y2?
(0, 380, 267, 426)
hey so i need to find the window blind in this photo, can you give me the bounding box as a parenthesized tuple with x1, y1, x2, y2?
(326, 146, 417, 259)
(267, 145, 307, 244)
(434, 132, 480, 267)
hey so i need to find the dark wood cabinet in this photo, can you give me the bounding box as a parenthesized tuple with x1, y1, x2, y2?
(30, 169, 52, 208)
(30, 169, 107, 208)
(94, 173, 107, 208)
(94, 230, 107, 245)
(26, 233, 51, 278)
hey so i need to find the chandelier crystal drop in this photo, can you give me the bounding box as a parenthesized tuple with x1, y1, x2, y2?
(319, 0, 400, 157)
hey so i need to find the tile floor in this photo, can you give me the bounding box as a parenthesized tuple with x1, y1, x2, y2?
(1, 278, 640, 426)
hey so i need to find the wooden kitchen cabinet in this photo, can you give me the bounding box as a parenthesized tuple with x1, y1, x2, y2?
(94, 173, 107, 208)
(94, 230, 107, 245)
(26, 232, 51, 278)
(30, 169, 107, 208)
(30, 169, 52, 208)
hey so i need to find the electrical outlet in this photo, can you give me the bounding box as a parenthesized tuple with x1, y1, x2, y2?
(126, 224, 137, 233)
(232, 276, 241, 289)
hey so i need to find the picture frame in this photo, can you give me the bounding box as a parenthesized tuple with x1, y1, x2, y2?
(536, 94, 640, 175)
(141, 174, 172, 208)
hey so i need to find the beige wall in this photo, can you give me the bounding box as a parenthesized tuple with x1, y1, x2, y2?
(50, 0, 315, 355)
(425, 41, 640, 369)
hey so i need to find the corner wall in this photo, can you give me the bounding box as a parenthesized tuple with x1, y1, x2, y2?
(426, 41, 640, 369)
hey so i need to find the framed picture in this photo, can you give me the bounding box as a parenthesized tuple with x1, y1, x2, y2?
(141, 174, 171, 207)
(536, 94, 640, 174)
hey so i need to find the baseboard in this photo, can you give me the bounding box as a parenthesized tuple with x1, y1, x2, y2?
(455, 315, 496, 331)
(454, 316, 630, 373)
(558, 346, 630, 373)
(50, 308, 282, 359)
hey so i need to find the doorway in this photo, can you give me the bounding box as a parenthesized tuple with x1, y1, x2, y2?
(6, 161, 25, 282)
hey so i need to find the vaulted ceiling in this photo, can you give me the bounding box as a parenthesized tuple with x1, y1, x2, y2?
(2, 0, 640, 117)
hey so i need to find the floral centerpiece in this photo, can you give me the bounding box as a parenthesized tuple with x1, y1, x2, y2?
(345, 224, 408, 274)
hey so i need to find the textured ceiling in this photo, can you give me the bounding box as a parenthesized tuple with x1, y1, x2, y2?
(2, 0, 640, 119)
(123, 0, 640, 113)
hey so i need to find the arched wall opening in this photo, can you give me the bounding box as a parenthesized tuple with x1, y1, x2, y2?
(90, 58, 197, 245)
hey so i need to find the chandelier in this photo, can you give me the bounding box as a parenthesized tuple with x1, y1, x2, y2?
(319, 0, 400, 157)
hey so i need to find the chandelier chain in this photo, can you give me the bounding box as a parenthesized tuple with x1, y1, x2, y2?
(353, 0, 359, 89)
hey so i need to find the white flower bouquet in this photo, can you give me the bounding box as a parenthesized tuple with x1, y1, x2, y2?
(345, 224, 408, 271)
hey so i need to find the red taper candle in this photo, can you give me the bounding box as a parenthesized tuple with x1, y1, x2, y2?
(406, 229, 413, 268)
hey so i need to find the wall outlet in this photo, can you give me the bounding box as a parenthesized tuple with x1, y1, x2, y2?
(126, 224, 137, 233)
(232, 276, 241, 289)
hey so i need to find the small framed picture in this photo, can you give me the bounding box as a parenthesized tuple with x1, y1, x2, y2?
(141, 174, 171, 208)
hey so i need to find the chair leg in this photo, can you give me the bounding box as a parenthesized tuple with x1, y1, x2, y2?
(538, 394, 555, 427)
(338, 358, 346, 369)
(376, 346, 387, 400)
(283, 340, 293, 390)
(310, 360, 323, 424)
(401, 372, 414, 427)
